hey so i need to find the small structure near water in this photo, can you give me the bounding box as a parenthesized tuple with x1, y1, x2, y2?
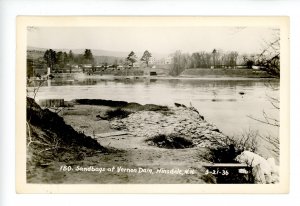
(39, 99, 65, 107)
(149, 71, 157, 76)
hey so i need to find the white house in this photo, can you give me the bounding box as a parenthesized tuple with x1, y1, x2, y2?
(133, 62, 141, 68)
(148, 57, 156, 65)
(164, 56, 172, 64)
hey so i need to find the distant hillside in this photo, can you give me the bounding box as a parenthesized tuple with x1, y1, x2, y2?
(27, 49, 45, 59)
(27, 48, 124, 64)
(27, 46, 169, 60)
(93, 56, 123, 65)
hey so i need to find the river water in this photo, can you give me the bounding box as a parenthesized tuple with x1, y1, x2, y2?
(28, 77, 279, 138)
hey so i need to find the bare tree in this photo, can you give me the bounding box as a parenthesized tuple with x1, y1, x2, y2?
(245, 28, 280, 158)
(26, 78, 47, 101)
(256, 29, 280, 77)
(248, 80, 280, 157)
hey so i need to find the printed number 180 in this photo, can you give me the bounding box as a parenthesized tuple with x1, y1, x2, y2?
(60, 165, 72, 172)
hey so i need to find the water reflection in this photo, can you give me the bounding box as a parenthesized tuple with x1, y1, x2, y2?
(28, 77, 278, 89)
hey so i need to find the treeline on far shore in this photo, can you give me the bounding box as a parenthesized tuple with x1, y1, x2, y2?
(169, 49, 280, 77)
(27, 45, 280, 78)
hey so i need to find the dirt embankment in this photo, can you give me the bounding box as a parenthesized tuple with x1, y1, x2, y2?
(26, 97, 105, 182)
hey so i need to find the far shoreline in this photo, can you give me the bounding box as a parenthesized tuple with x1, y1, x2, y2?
(28, 67, 279, 82)
(28, 73, 278, 82)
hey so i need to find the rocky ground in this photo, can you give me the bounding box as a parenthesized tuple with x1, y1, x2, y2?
(110, 106, 227, 149)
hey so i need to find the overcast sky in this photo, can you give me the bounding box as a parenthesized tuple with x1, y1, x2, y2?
(27, 27, 278, 55)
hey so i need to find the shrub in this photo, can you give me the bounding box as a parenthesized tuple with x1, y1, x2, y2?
(199, 130, 259, 184)
(204, 130, 259, 163)
(105, 108, 132, 120)
(146, 134, 194, 149)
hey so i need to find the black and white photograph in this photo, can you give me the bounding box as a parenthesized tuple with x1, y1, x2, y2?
(16, 16, 289, 193)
